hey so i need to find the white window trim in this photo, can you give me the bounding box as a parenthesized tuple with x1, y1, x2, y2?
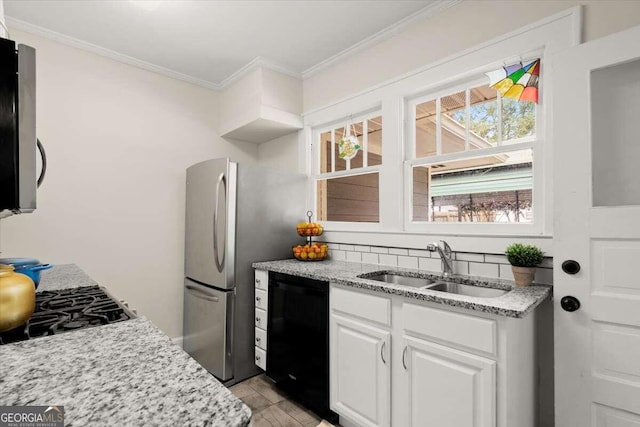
(302, 7, 580, 243)
(404, 68, 542, 235)
(311, 109, 385, 230)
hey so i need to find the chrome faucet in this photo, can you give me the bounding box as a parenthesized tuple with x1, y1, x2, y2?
(427, 240, 454, 277)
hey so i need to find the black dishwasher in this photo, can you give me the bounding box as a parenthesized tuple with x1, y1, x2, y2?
(267, 272, 338, 423)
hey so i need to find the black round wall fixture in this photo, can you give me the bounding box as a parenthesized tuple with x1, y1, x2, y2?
(561, 296, 581, 312)
(561, 260, 581, 275)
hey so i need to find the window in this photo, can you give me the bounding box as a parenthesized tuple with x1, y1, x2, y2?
(315, 113, 382, 223)
(409, 79, 537, 225)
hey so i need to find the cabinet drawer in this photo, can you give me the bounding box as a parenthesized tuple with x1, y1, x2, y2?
(255, 289, 268, 311)
(255, 327, 267, 350)
(255, 308, 267, 329)
(255, 346, 266, 370)
(403, 302, 497, 355)
(332, 285, 391, 326)
(255, 270, 268, 291)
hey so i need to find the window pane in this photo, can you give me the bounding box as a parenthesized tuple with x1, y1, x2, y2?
(412, 165, 431, 221)
(441, 90, 467, 155)
(367, 116, 383, 166)
(317, 173, 379, 222)
(333, 127, 347, 171)
(320, 131, 332, 173)
(502, 97, 536, 142)
(415, 99, 437, 158)
(413, 149, 533, 223)
(469, 85, 499, 149)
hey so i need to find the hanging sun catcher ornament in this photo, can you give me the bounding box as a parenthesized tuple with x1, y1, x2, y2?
(485, 58, 540, 103)
(338, 120, 361, 160)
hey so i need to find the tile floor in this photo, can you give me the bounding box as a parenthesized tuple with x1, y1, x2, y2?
(229, 374, 336, 427)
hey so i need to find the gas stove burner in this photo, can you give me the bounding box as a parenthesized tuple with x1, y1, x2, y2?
(0, 286, 135, 345)
(62, 320, 89, 330)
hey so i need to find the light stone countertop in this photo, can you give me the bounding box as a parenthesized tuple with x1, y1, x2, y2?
(0, 264, 251, 427)
(252, 259, 551, 318)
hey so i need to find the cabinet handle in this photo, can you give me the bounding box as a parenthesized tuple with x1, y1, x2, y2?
(380, 341, 386, 364)
(256, 355, 261, 361)
(402, 346, 408, 370)
(256, 317, 260, 322)
(256, 337, 261, 343)
(256, 296, 261, 302)
(256, 279, 261, 284)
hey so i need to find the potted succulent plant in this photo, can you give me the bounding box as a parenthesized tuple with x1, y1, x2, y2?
(505, 243, 544, 286)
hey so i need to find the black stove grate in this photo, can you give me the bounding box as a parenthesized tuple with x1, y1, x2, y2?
(0, 286, 134, 345)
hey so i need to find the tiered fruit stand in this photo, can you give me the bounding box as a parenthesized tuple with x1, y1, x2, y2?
(292, 211, 328, 261)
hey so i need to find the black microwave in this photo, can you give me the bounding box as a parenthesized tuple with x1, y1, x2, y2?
(0, 36, 45, 216)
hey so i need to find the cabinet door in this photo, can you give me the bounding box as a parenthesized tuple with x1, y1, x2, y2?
(403, 336, 496, 427)
(331, 314, 390, 427)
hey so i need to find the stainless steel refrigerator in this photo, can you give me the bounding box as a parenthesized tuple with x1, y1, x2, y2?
(183, 157, 306, 384)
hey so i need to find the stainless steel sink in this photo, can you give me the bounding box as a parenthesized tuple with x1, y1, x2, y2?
(426, 282, 508, 298)
(361, 272, 509, 298)
(364, 273, 436, 288)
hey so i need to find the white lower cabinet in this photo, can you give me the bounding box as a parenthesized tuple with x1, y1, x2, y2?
(330, 314, 391, 427)
(330, 283, 537, 427)
(402, 336, 495, 427)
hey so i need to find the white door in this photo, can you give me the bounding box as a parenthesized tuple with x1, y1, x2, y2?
(553, 24, 640, 427)
(402, 336, 496, 427)
(330, 314, 390, 427)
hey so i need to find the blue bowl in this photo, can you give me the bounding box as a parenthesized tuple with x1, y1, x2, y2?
(0, 258, 52, 288)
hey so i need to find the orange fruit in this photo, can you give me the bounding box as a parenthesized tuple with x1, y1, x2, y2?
(300, 252, 308, 260)
(308, 252, 316, 260)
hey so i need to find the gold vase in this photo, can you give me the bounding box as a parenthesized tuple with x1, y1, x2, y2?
(0, 264, 36, 332)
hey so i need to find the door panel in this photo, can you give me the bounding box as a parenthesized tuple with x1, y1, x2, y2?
(553, 24, 640, 427)
(330, 314, 390, 427)
(185, 158, 230, 288)
(404, 336, 495, 427)
(183, 278, 233, 380)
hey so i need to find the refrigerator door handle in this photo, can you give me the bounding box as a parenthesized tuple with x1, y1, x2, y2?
(213, 172, 226, 273)
(185, 284, 220, 302)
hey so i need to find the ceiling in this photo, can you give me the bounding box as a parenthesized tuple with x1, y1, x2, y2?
(3, 0, 449, 89)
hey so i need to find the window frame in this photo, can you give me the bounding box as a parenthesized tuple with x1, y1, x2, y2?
(404, 70, 544, 235)
(311, 109, 385, 230)
(302, 7, 579, 241)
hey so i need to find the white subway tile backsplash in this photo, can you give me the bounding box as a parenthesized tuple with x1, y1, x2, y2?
(408, 249, 432, 258)
(346, 251, 362, 262)
(485, 254, 509, 264)
(361, 253, 379, 264)
(370, 247, 389, 254)
(468, 262, 500, 279)
(455, 253, 484, 262)
(379, 254, 398, 267)
(540, 257, 554, 269)
(453, 261, 469, 275)
(499, 264, 515, 280)
(327, 241, 553, 285)
(398, 256, 418, 269)
(388, 248, 409, 256)
(419, 257, 441, 272)
(535, 268, 553, 285)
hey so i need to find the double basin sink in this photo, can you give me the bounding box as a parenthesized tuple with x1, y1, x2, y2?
(359, 272, 508, 298)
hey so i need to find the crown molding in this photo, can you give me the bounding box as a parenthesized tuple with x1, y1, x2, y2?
(302, 0, 462, 79)
(217, 56, 301, 90)
(5, 16, 224, 90)
(6, 1, 459, 91)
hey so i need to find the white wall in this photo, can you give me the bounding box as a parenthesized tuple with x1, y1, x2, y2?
(257, 132, 300, 174)
(0, 0, 6, 38)
(304, 0, 640, 111)
(0, 29, 258, 338)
